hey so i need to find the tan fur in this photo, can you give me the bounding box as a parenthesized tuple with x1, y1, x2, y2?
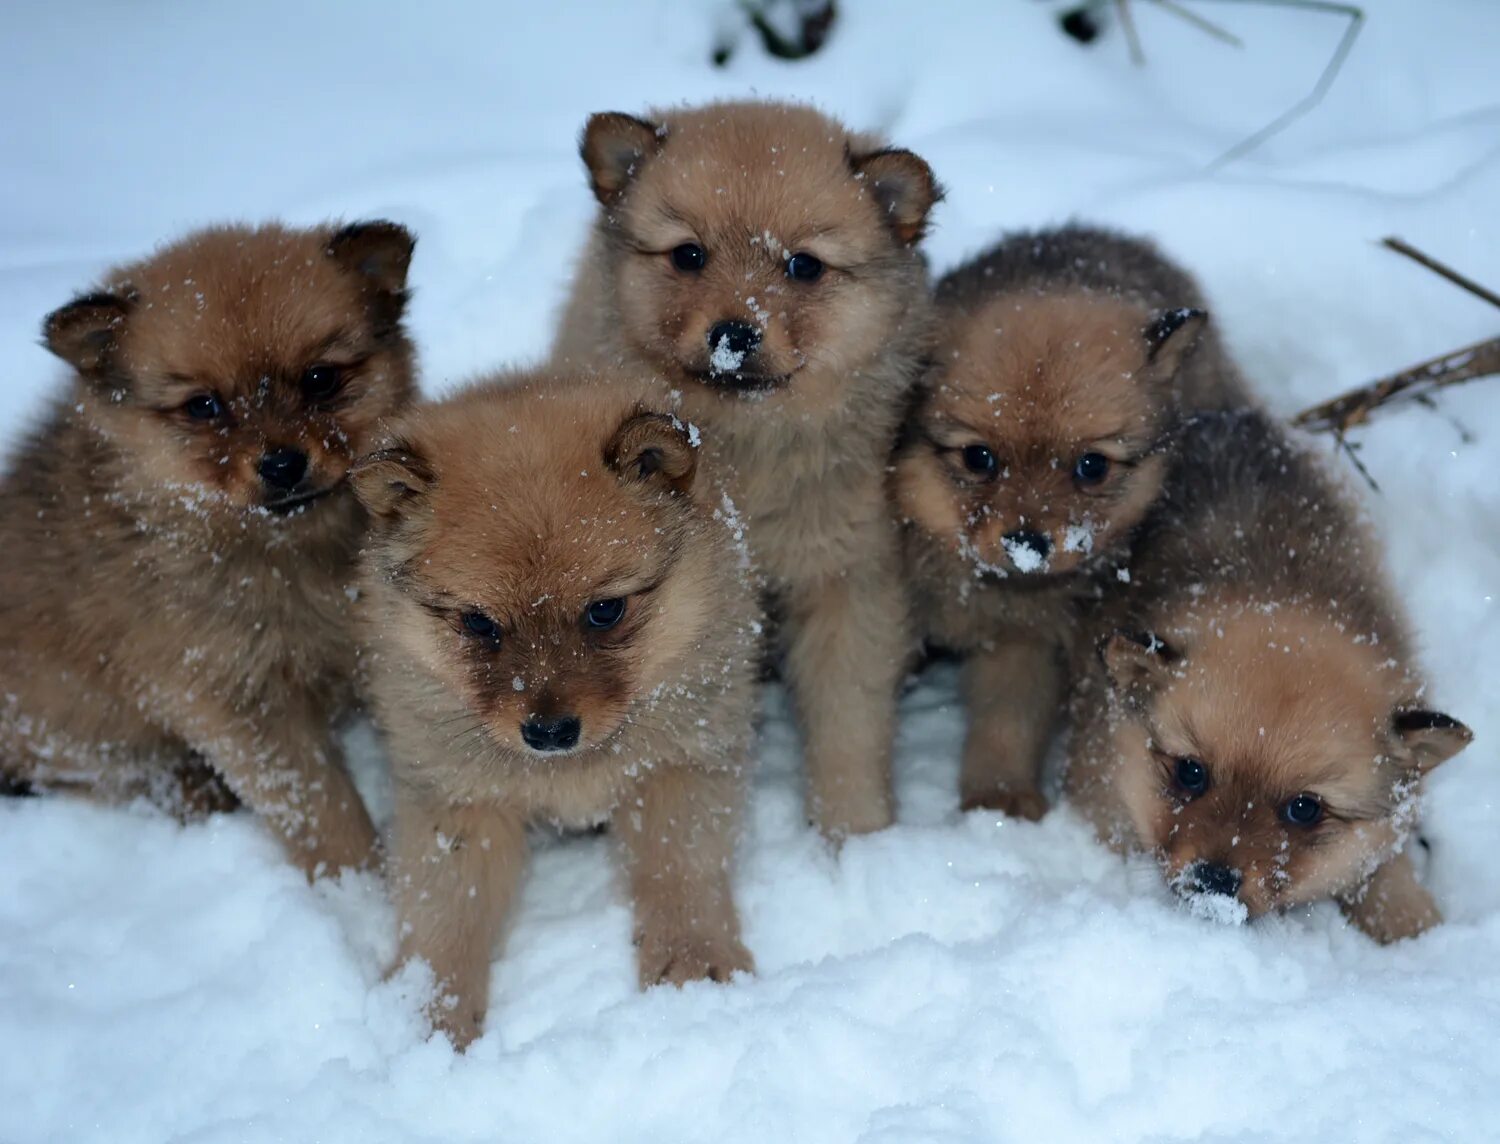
(0, 221, 417, 877)
(895, 226, 1249, 817)
(1066, 411, 1471, 941)
(553, 100, 940, 838)
(356, 373, 760, 1048)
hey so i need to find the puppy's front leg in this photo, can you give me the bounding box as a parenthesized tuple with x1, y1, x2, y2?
(959, 637, 1063, 819)
(178, 704, 377, 878)
(616, 765, 752, 989)
(1340, 848, 1441, 944)
(392, 793, 527, 1049)
(782, 554, 907, 839)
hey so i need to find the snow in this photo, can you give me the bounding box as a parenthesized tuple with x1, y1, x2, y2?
(710, 332, 749, 375)
(2, 2, 1499, 1141)
(1062, 521, 1096, 556)
(1002, 532, 1049, 574)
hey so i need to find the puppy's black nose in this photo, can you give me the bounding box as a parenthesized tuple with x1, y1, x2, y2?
(706, 320, 761, 362)
(1003, 529, 1052, 559)
(521, 715, 581, 753)
(259, 448, 309, 490)
(1189, 862, 1242, 898)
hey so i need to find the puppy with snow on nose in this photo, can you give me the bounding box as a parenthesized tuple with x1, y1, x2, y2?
(893, 225, 1250, 820)
(0, 221, 417, 877)
(1065, 410, 1469, 943)
(353, 373, 761, 1049)
(552, 99, 940, 839)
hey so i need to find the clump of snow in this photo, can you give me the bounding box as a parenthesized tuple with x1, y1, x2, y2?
(1182, 889, 1250, 926)
(2, 2, 1499, 1141)
(709, 332, 746, 374)
(1169, 867, 1252, 927)
(669, 413, 702, 448)
(1002, 533, 1048, 574)
(1062, 521, 1095, 555)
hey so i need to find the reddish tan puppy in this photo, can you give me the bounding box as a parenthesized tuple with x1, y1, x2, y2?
(1067, 410, 1469, 942)
(894, 225, 1249, 819)
(354, 373, 760, 1048)
(553, 99, 940, 838)
(0, 221, 416, 877)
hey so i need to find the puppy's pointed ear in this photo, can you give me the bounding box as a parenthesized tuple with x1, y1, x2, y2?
(581, 113, 660, 205)
(1392, 709, 1473, 774)
(43, 292, 132, 379)
(849, 147, 942, 245)
(605, 411, 697, 496)
(1101, 630, 1178, 709)
(349, 446, 433, 519)
(326, 220, 416, 296)
(1142, 307, 1207, 378)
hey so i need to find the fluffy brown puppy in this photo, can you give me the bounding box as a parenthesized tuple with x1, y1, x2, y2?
(553, 99, 940, 838)
(1066, 410, 1469, 943)
(0, 221, 416, 877)
(893, 225, 1249, 819)
(354, 373, 760, 1049)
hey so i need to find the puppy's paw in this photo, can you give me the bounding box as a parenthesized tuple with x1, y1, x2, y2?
(811, 797, 895, 842)
(428, 1000, 486, 1052)
(637, 930, 754, 990)
(960, 785, 1048, 821)
(1346, 891, 1441, 945)
(173, 759, 241, 821)
(1341, 854, 1442, 944)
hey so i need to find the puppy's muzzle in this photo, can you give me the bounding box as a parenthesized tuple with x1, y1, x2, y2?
(259, 447, 308, 491)
(1185, 861, 1242, 898)
(707, 320, 761, 366)
(521, 715, 581, 753)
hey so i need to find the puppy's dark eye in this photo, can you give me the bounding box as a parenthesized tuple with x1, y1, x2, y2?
(1282, 794, 1323, 826)
(961, 444, 998, 477)
(460, 610, 501, 644)
(1175, 757, 1209, 796)
(1074, 452, 1110, 485)
(300, 364, 343, 401)
(183, 393, 225, 421)
(786, 252, 823, 282)
(671, 244, 707, 272)
(585, 598, 627, 630)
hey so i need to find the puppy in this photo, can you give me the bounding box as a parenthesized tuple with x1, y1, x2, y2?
(0, 221, 417, 877)
(553, 100, 940, 838)
(893, 226, 1249, 818)
(353, 373, 760, 1048)
(1066, 410, 1470, 942)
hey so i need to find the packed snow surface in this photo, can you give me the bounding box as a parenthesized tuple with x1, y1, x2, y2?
(2, 2, 1498, 1141)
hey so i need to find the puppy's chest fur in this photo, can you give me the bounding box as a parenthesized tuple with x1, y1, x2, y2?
(0, 406, 361, 720)
(696, 399, 901, 581)
(904, 527, 1087, 653)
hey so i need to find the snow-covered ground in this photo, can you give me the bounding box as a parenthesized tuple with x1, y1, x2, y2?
(2, 2, 1498, 1140)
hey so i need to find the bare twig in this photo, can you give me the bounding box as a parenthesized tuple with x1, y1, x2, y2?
(1382, 237, 1500, 311)
(1059, 1, 1365, 168)
(1293, 336, 1500, 433)
(1296, 239, 1500, 436)
(1333, 430, 1378, 492)
(1205, 0, 1365, 170)
(1154, 0, 1244, 46)
(1117, 0, 1147, 65)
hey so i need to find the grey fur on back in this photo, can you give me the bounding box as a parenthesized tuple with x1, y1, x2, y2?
(938, 224, 1206, 311)
(1116, 408, 1407, 655)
